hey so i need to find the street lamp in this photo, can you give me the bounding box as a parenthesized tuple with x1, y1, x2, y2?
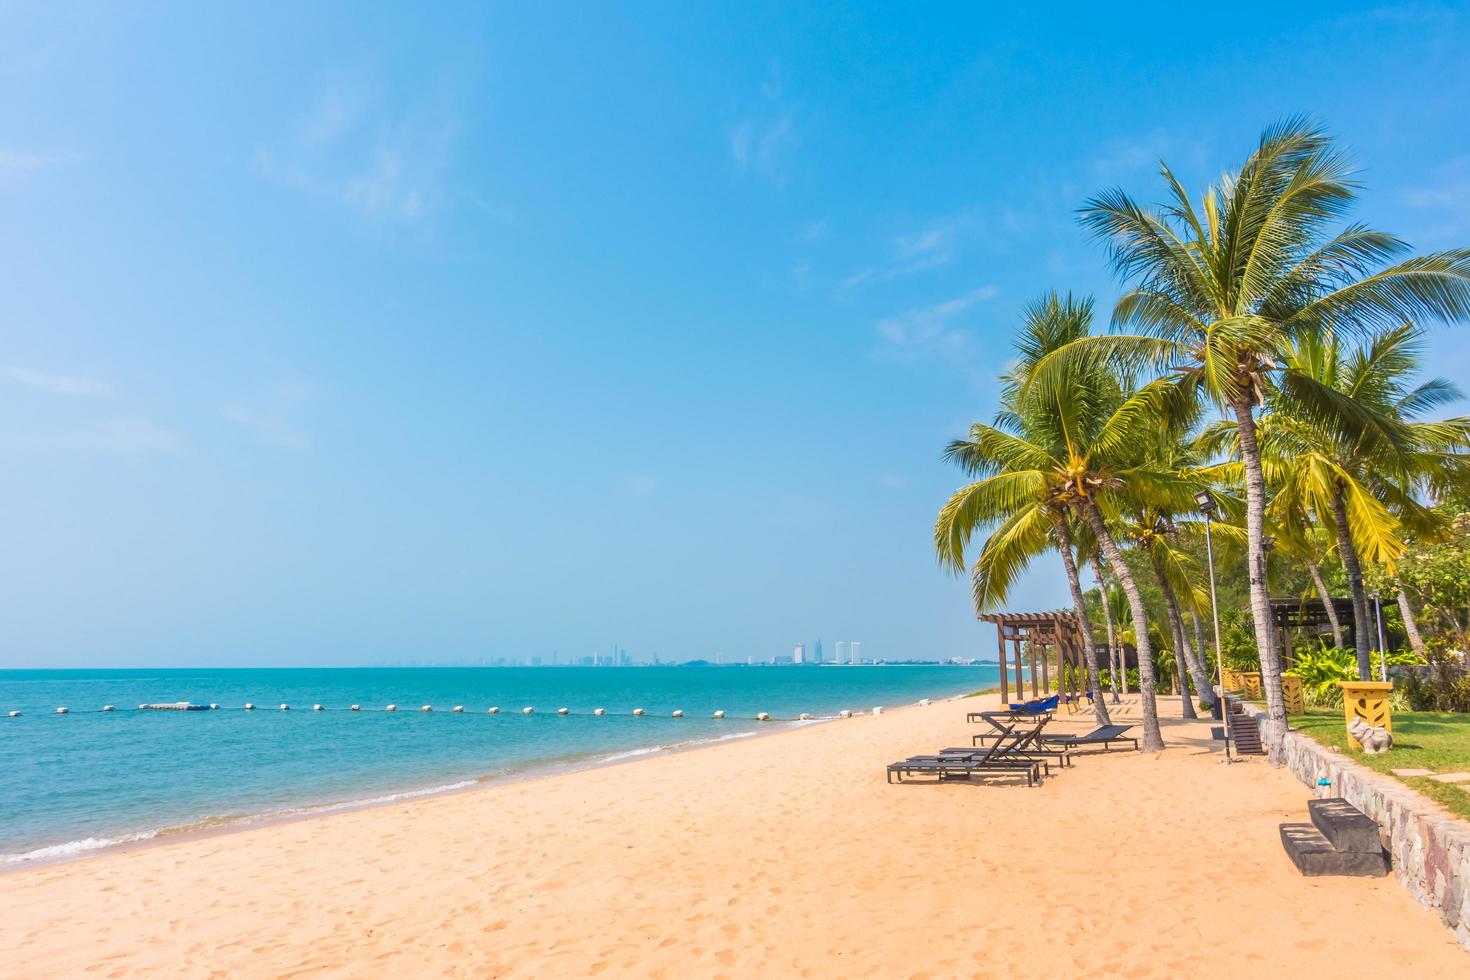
(1195, 489, 1232, 762)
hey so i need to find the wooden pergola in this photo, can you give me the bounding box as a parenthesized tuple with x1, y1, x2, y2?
(979, 611, 1087, 705)
(1268, 597, 1364, 664)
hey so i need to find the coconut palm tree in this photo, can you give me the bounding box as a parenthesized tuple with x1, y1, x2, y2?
(940, 307, 1200, 751)
(935, 294, 1114, 728)
(1264, 324, 1470, 676)
(1089, 554, 1124, 702)
(1034, 119, 1470, 757)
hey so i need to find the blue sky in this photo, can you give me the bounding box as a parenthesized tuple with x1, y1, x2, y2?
(3, 3, 1469, 667)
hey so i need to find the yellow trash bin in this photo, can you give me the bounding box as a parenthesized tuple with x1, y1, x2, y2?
(1338, 680, 1392, 750)
(1282, 674, 1305, 715)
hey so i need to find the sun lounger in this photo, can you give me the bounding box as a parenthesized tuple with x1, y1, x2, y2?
(886, 756, 1043, 786)
(1037, 724, 1138, 752)
(887, 720, 1045, 786)
(1007, 694, 1060, 719)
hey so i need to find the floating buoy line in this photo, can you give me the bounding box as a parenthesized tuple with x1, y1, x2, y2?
(1, 701, 894, 722)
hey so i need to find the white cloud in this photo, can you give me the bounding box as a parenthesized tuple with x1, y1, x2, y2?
(873, 286, 999, 360)
(800, 217, 828, 241)
(256, 80, 456, 222)
(729, 64, 798, 185)
(843, 211, 979, 289)
(225, 383, 313, 450)
(1089, 132, 1207, 178)
(1402, 155, 1470, 238)
(623, 474, 660, 496)
(2, 365, 107, 396)
(0, 147, 81, 184)
(0, 417, 180, 455)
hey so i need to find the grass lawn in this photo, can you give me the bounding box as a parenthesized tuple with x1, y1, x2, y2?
(1293, 708, 1470, 821)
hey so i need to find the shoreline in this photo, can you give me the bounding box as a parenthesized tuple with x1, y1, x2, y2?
(1, 692, 982, 874)
(4, 691, 1462, 975)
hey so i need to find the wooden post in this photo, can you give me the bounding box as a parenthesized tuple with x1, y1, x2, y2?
(996, 623, 1009, 705)
(1013, 638, 1025, 704)
(1040, 641, 1051, 692)
(1028, 639, 1038, 697)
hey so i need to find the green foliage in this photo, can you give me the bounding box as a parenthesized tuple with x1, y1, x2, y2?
(1401, 650, 1470, 712)
(1287, 644, 1358, 703)
(1294, 708, 1470, 820)
(1391, 512, 1470, 647)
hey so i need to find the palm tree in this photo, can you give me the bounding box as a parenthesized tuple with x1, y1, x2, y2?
(1265, 323, 1470, 676)
(935, 294, 1114, 729)
(941, 298, 1202, 751)
(1087, 553, 1124, 703)
(1038, 119, 1470, 756)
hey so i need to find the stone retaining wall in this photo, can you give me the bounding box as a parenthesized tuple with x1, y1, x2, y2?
(1242, 704, 1470, 949)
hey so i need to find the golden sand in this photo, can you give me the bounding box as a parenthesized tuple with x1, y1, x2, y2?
(2, 694, 1462, 977)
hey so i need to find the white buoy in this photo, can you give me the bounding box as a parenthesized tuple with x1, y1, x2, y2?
(799, 713, 813, 721)
(351, 704, 361, 711)
(671, 709, 684, 718)
(313, 704, 324, 711)
(838, 709, 853, 719)
(279, 704, 290, 711)
(872, 706, 884, 716)
(632, 708, 646, 716)
(244, 703, 256, 711)
(385, 704, 397, 712)
(8, 710, 21, 717)
(421, 705, 432, 712)
(488, 706, 500, 714)
(453, 705, 464, 713)
(557, 707, 569, 715)
(593, 707, 605, 716)
(522, 706, 534, 715)
(56, 707, 69, 714)
(756, 712, 770, 721)
(712, 710, 725, 719)
(102, 705, 115, 712)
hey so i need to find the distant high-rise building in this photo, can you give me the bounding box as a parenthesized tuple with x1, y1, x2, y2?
(835, 641, 847, 664)
(793, 643, 806, 665)
(850, 641, 862, 664)
(813, 638, 824, 664)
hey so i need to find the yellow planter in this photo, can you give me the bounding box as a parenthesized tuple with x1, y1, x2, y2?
(1281, 674, 1305, 715)
(1338, 680, 1392, 749)
(1237, 671, 1262, 698)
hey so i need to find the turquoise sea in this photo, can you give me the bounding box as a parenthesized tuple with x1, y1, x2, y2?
(0, 665, 995, 866)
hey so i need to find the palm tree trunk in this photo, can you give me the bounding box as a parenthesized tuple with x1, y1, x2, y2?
(1330, 480, 1373, 680)
(1151, 555, 1198, 719)
(1191, 610, 1211, 701)
(1230, 397, 1286, 760)
(1160, 563, 1215, 708)
(1397, 588, 1426, 657)
(1080, 498, 1163, 751)
(1052, 515, 1112, 727)
(1089, 554, 1123, 704)
(1305, 558, 1344, 648)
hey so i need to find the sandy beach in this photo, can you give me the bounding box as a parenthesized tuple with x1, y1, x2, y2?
(2, 694, 1463, 977)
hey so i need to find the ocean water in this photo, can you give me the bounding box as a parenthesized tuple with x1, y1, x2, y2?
(0, 665, 994, 866)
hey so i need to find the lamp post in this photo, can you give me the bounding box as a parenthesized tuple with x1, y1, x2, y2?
(1374, 593, 1389, 682)
(1195, 489, 1231, 762)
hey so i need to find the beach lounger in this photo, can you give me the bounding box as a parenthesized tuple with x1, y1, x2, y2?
(1037, 724, 1139, 752)
(887, 721, 1044, 786)
(886, 755, 1043, 786)
(1007, 694, 1060, 719)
